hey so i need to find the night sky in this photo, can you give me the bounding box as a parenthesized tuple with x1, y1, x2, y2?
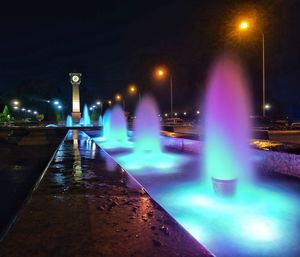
(0, 0, 299, 119)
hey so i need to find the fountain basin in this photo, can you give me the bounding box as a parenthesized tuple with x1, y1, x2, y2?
(212, 177, 237, 197)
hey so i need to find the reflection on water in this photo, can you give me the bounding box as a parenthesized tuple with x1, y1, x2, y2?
(73, 130, 82, 182)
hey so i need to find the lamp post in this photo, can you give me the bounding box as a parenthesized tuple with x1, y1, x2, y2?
(239, 20, 266, 117)
(155, 67, 173, 118)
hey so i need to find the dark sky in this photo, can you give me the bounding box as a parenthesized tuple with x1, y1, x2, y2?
(0, 0, 299, 118)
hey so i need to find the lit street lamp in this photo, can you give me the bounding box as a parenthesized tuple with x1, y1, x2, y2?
(115, 94, 125, 110)
(155, 67, 174, 118)
(128, 84, 141, 101)
(239, 19, 266, 117)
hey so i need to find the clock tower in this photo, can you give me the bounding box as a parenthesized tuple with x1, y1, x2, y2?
(69, 73, 82, 123)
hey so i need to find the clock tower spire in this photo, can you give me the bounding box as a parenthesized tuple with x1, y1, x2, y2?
(69, 73, 82, 123)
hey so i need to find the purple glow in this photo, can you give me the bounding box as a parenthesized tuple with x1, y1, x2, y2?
(133, 95, 161, 154)
(203, 55, 253, 183)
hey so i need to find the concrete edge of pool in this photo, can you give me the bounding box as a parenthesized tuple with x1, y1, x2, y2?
(0, 129, 213, 257)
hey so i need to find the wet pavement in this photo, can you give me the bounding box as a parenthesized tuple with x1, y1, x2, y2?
(0, 130, 212, 257)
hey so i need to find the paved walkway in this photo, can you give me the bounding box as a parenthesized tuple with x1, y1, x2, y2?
(0, 130, 212, 257)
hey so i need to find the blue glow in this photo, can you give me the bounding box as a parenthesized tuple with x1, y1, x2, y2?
(83, 104, 91, 126)
(102, 109, 112, 139)
(66, 115, 73, 127)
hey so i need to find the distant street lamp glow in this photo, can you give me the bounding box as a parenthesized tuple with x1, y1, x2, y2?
(54, 101, 59, 105)
(128, 85, 137, 94)
(92, 105, 96, 108)
(33, 111, 38, 115)
(13, 100, 19, 106)
(27, 109, 31, 113)
(21, 108, 26, 111)
(108, 100, 112, 105)
(183, 112, 187, 116)
(240, 21, 249, 30)
(164, 113, 168, 117)
(13, 106, 19, 110)
(115, 94, 122, 101)
(196, 110, 200, 114)
(89, 107, 93, 111)
(174, 112, 178, 116)
(265, 104, 271, 110)
(96, 101, 101, 105)
(58, 105, 62, 109)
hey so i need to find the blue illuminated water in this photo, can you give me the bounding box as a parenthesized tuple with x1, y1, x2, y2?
(102, 109, 111, 139)
(98, 115, 103, 126)
(92, 133, 300, 257)
(134, 95, 161, 155)
(88, 56, 300, 256)
(83, 104, 91, 126)
(66, 115, 73, 127)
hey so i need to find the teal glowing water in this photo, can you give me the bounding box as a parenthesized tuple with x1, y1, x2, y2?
(98, 115, 103, 126)
(83, 104, 91, 126)
(66, 115, 73, 127)
(204, 56, 252, 182)
(102, 109, 111, 139)
(134, 95, 161, 155)
(109, 105, 128, 144)
(92, 132, 300, 256)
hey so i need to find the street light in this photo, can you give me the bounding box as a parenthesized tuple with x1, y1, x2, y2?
(239, 19, 266, 117)
(115, 94, 125, 110)
(108, 100, 112, 106)
(128, 84, 141, 101)
(155, 67, 174, 118)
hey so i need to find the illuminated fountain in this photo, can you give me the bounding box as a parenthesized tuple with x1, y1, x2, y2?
(90, 55, 300, 256)
(102, 109, 112, 139)
(134, 95, 161, 155)
(66, 115, 73, 127)
(203, 55, 252, 196)
(98, 115, 103, 126)
(107, 105, 127, 145)
(83, 104, 91, 126)
(111, 95, 188, 171)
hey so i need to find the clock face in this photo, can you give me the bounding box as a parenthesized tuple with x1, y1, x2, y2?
(72, 75, 80, 83)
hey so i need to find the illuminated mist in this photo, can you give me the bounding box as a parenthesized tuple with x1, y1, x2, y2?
(203, 55, 252, 182)
(66, 115, 73, 127)
(102, 109, 111, 139)
(98, 115, 103, 126)
(83, 104, 91, 126)
(133, 95, 161, 154)
(109, 105, 127, 144)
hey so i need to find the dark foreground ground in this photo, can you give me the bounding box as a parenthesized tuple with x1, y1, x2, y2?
(0, 127, 67, 239)
(0, 130, 212, 257)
